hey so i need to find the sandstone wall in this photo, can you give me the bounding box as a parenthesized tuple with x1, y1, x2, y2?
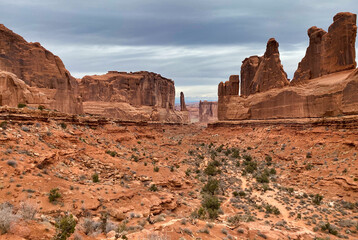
(0, 24, 83, 114)
(79, 71, 175, 109)
(199, 101, 218, 122)
(292, 12, 357, 84)
(218, 69, 358, 120)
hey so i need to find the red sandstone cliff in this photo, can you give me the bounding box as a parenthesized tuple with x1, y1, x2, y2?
(0, 24, 83, 114)
(199, 101, 218, 122)
(292, 12, 357, 84)
(241, 38, 289, 96)
(78, 71, 189, 123)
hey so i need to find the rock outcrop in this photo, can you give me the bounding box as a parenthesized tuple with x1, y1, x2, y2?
(79, 71, 188, 123)
(218, 69, 358, 120)
(218, 75, 239, 97)
(241, 38, 289, 96)
(240, 56, 262, 96)
(180, 92, 187, 111)
(199, 101, 218, 122)
(0, 24, 83, 114)
(292, 12, 357, 84)
(0, 71, 48, 107)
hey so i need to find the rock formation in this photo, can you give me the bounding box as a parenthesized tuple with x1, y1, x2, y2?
(218, 75, 239, 97)
(78, 71, 189, 123)
(241, 38, 289, 96)
(199, 101, 218, 122)
(180, 92, 187, 111)
(240, 56, 261, 96)
(218, 69, 358, 120)
(0, 24, 83, 114)
(0, 71, 48, 107)
(218, 12, 358, 121)
(292, 12, 357, 84)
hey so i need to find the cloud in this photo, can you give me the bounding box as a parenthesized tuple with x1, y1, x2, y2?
(0, 0, 357, 102)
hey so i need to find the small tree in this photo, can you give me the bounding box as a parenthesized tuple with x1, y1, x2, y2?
(49, 188, 61, 203)
(54, 214, 77, 240)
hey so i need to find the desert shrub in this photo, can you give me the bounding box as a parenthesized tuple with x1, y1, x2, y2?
(202, 178, 219, 195)
(149, 184, 158, 192)
(243, 160, 257, 173)
(256, 173, 269, 183)
(264, 204, 280, 215)
(232, 191, 239, 197)
(242, 154, 252, 161)
(38, 105, 45, 111)
(105, 150, 117, 157)
(0, 203, 17, 234)
(60, 122, 67, 129)
(92, 173, 99, 183)
(153, 166, 159, 172)
(265, 155, 272, 165)
(216, 144, 224, 152)
(82, 218, 99, 235)
(54, 214, 77, 240)
(0, 121, 7, 129)
(204, 161, 221, 176)
(320, 222, 338, 235)
(201, 194, 220, 219)
(49, 188, 61, 203)
(18, 202, 37, 220)
(312, 194, 323, 205)
(17, 103, 27, 108)
(231, 148, 240, 159)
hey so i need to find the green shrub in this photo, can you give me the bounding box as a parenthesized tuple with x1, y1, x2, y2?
(202, 178, 219, 195)
(0, 121, 8, 129)
(153, 166, 159, 172)
(242, 154, 252, 161)
(320, 222, 338, 235)
(201, 194, 220, 219)
(264, 204, 280, 215)
(38, 105, 45, 111)
(244, 160, 257, 173)
(92, 173, 99, 183)
(106, 150, 117, 157)
(204, 162, 220, 176)
(256, 173, 269, 183)
(149, 184, 158, 192)
(17, 103, 27, 108)
(49, 188, 61, 203)
(54, 214, 77, 240)
(60, 122, 67, 129)
(312, 194, 323, 205)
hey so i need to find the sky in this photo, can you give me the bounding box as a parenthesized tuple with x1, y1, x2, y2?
(0, 0, 357, 102)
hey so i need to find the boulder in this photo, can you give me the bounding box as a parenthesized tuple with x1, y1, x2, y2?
(292, 12, 357, 84)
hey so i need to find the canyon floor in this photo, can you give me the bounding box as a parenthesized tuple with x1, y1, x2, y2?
(0, 108, 357, 240)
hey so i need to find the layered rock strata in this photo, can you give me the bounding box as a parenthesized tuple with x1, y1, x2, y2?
(79, 71, 188, 123)
(218, 69, 358, 120)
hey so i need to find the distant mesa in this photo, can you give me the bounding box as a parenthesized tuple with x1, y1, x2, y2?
(218, 12, 358, 121)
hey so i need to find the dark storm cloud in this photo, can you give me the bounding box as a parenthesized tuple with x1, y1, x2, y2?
(0, 0, 357, 101)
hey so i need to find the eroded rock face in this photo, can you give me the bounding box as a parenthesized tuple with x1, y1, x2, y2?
(199, 101, 218, 122)
(79, 71, 189, 123)
(180, 92, 187, 111)
(218, 75, 239, 97)
(240, 56, 262, 96)
(79, 71, 175, 109)
(0, 24, 83, 114)
(0, 71, 48, 107)
(218, 69, 358, 120)
(243, 38, 289, 96)
(292, 12, 357, 84)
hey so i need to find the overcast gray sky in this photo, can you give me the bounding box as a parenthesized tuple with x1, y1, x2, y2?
(0, 0, 357, 102)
